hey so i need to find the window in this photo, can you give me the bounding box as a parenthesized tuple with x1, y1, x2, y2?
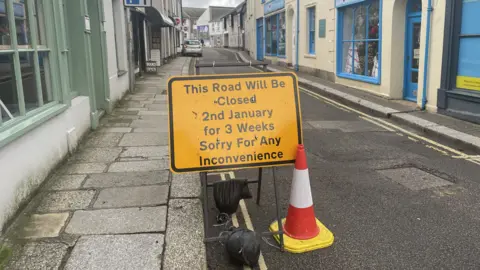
(337, 0, 381, 83)
(307, 6, 315, 54)
(265, 12, 286, 57)
(112, 0, 126, 73)
(0, 0, 55, 125)
(456, 0, 480, 91)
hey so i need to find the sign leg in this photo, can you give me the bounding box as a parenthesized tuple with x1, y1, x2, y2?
(256, 168, 263, 205)
(272, 167, 285, 251)
(201, 172, 209, 242)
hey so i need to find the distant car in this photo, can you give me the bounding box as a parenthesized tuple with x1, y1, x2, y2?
(182, 40, 203, 57)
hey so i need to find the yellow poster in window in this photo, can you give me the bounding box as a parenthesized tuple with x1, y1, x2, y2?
(457, 76, 480, 91)
(167, 73, 303, 173)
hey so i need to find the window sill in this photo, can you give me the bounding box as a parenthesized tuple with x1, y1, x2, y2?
(118, 70, 128, 77)
(0, 103, 68, 149)
(337, 72, 381, 85)
(304, 54, 316, 59)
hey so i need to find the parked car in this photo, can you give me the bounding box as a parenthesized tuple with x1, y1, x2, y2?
(182, 40, 203, 57)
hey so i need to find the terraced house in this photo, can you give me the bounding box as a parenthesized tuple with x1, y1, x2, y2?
(0, 0, 181, 234)
(245, 0, 480, 124)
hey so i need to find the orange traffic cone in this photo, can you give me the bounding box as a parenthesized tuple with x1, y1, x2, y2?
(283, 144, 320, 239)
(269, 144, 334, 253)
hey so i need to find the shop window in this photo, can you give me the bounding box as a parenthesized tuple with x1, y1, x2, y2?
(0, 0, 54, 125)
(456, 0, 480, 92)
(265, 12, 286, 57)
(307, 6, 315, 55)
(337, 0, 381, 84)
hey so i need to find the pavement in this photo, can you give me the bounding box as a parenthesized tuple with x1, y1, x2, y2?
(0, 57, 207, 270)
(197, 48, 480, 269)
(230, 49, 480, 154)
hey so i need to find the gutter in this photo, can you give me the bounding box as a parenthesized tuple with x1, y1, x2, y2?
(421, 0, 433, 110)
(295, 0, 300, 71)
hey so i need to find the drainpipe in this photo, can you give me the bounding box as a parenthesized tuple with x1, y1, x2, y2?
(421, 0, 433, 110)
(295, 0, 300, 71)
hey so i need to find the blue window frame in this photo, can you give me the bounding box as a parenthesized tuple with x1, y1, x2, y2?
(307, 7, 316, 54)
(336, 0, 382, 84)
(265, 12, 286, 57)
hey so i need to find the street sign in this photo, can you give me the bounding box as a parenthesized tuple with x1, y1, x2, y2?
(168, 72, 303, 173)
(124, 0, 152, 7)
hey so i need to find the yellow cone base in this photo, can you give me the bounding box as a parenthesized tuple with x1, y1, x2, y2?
(269, 218, 334, 254)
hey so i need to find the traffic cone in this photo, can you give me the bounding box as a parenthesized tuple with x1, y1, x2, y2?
(269, 144, 334, 253)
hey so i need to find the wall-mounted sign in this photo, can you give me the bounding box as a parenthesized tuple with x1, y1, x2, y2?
(318, 19, 326, 38)
(335, 0, 365, 8)
(264, 0, 285, 15)
(84, 16, 91, 32)
(124, 0, 152, 7)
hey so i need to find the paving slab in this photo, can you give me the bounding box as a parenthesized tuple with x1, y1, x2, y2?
(65, 206, 167, 234)
(65, 234, 164, 270)
(108, 160, 168, 172)
(171, 173, 201, 198)
(97, 127, 133, 133)
(71, 147, 123, 163)
(133, 128, 167, 133)
(83, 171, 169, 188)
(146, 104, 167, 110)
(84, 133, 124, 147)
(164, 199, 205, 270)
(61, 163, 107, 174)
(131, 119, 168, 128)
(138, 110, 168, 116)
(37, 190, 96, 212)
(21, 213, 69, 239)
(93, 185, 168, 208)
(120, 146, 169, 158)
(46, 175, 87, 190)
(5, 242, 68, 270)
(119, 132, 168, 146)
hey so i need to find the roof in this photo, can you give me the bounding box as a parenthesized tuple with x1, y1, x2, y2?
(210, 6, 235, 22)
(182, 7, 206, 19)
(219, 1, 246, 20)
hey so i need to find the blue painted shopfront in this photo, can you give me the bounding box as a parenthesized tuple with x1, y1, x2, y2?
(256, 18, 264, 61)
(403, 0, 422, 101)
(262, 0, 286, 58)
(438, 0, 480, 123)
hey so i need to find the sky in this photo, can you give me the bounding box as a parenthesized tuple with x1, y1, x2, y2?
(182, 0, 243, 8)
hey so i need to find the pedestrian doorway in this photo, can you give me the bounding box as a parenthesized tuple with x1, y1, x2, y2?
(403, 0, 422, 102)
(256, 18, 264, 61)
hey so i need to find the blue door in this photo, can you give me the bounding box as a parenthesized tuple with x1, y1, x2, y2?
(257, 19, 264, 61)
(404, 1, 422, 101)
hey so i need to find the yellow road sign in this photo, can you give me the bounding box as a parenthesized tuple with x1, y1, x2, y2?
(168, 72, 302, 173)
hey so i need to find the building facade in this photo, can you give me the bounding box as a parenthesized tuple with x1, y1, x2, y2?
(182, 7, 206, 40)
(197, 6, 235, 47)
(0, 0, 178, 234)
(221, 2, 246, 49)
(245, 0, 472, 119)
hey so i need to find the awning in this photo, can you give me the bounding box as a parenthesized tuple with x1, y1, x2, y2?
(145, 7, 174, 27)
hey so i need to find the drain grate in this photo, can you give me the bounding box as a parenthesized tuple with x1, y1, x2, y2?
(377, 167, 453, 191)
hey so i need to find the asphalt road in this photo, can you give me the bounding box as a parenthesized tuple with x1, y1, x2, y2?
(198, 48, 480, 270)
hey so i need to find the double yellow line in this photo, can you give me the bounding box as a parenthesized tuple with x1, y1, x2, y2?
(301, 87, 480, 166)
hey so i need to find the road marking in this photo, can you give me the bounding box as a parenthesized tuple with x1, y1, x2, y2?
(222, 171, 268, 270)
(359, 116, 396, 132)
(426, 145, 449, 156)
(408, 136, 419, 142)
(301, 88, 480, 166)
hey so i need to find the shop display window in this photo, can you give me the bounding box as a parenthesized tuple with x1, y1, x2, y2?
(337, 0, 381, 84)
(265, 12, 285, 57)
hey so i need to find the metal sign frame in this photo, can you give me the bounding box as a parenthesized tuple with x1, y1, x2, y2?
(192, 61, 286, 251)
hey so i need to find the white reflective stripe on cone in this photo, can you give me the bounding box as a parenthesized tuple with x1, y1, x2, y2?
(289, 169, 313, 209)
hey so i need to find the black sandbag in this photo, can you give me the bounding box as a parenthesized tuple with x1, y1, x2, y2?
(224, 227, 261, 267)
(213, 180, 243, 214)
(213, 179, 252, 214)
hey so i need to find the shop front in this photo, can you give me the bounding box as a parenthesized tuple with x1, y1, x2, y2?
(263, 0, 286, 63)
(438, 0, 480, 123)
